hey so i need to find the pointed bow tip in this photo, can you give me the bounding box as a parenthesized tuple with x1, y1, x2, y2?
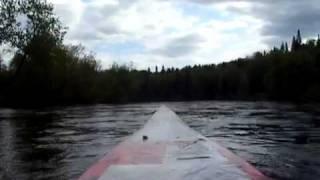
(158, 105, 171, 111)
(152, 105, 179, 120)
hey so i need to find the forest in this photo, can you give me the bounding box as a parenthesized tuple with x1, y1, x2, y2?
(1, 0, 320, 107)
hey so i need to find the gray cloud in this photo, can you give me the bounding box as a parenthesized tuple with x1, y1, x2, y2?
(69, 29, 100, 41)
(259, 1, 320, 39)
(97, 23, 122, 35)
(152, 34, 204, 57)
(65, 2, 131, 42)
(245, 1, 319, 45)
(54, 4, 75, 25)
(176, 0, 320, 45)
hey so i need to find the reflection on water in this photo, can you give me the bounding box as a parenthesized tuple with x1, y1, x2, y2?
(0, 101, 319, 180)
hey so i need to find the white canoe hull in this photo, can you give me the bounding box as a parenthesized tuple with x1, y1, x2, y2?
(79, 105, 270, 180)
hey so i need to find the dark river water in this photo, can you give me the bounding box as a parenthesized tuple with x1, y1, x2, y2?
(0, 101, 320, 180)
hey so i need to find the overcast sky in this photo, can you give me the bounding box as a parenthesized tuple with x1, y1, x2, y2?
(48, 0, 320, 69)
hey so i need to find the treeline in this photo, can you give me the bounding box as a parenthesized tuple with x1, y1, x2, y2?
(98, 31, 320, 103)
(1, 0, 320, 107)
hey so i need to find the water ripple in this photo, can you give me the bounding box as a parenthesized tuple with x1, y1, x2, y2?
(0, 101, 319, 180)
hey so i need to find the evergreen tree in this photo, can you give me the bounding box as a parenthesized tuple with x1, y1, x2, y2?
(291, 36, 297, 51)
(161, 65, 165, 73)
(155, 66, 158, 73)
(285, 42, 289, 52)
(280, 42, 285, 53)
(297, 29, 302, 45)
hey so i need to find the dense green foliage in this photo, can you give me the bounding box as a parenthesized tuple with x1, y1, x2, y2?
(1, 0, 320, 107)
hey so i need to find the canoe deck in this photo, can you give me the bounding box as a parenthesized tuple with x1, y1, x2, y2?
(79, 105, 270, 180)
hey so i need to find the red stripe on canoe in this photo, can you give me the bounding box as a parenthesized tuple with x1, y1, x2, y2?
(79, 142, 166, 180)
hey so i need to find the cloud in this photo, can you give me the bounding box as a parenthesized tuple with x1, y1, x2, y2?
(258, 1, 320, 43)
(46, 0, 320, 69)
(195, 0, 320, 44)
(151, 34, 204, 57)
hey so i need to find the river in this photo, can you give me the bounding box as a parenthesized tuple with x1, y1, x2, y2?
(0, 101, 320, 180)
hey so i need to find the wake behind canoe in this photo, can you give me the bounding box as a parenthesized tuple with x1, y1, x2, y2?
(79, 105, 270, 180)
